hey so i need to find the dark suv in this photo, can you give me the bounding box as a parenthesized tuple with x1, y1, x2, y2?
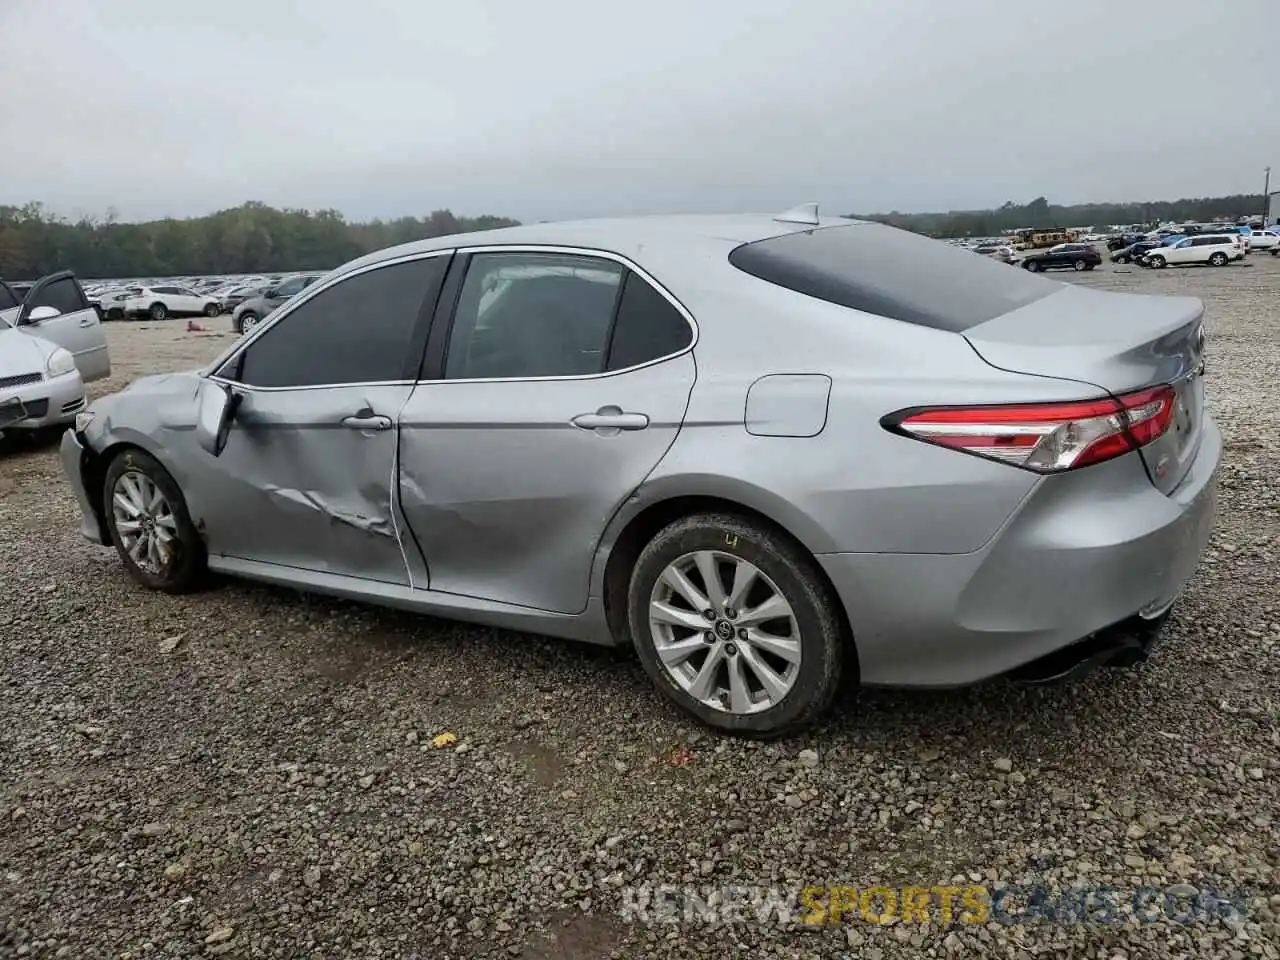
(1018, 243, 1102, 273)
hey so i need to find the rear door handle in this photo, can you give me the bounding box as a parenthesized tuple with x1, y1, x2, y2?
(341, 413, 392, 431)
(571, 408, 650, 431)
(79, 317, 95, 327)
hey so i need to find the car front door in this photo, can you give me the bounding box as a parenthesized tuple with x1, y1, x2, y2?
(16, 271, 111, 382)
(397, 248, 698, 614)
(193, 253, 449, 583)
(174, 286, 204, 314)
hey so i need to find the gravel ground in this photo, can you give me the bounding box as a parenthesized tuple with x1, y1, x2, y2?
(1, 255, 1278, 959)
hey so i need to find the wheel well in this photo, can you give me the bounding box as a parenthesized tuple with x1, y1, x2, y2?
(602, 495, 857, 673)
(81, 440, 146, 542)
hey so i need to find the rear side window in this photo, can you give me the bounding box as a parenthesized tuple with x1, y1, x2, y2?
(605, 272, 693, 371)
(31, 277, 88, 314)
(728, 223, 1057, 332)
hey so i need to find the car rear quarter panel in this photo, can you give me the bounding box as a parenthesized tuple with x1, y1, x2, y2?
(604, 269, 1117, 560)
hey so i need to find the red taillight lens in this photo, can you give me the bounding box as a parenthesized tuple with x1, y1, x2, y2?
(883, 385, 1176, 473)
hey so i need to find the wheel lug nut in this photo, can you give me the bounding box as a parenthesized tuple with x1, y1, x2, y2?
(724, 607, 736, 620)
(703, 632, 715, 644)
(724, 643, 737, 656)
(702, 609, 717, 621)
(737, 628, 748, 640)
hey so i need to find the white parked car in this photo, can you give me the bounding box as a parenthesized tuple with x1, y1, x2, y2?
(123, 284, 222, 321)
(0, 271, 110, 436)
(1142, 234, 1245, 269)
(1246, 230, 1280, 251)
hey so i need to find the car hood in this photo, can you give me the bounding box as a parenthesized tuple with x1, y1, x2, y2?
(0, 326, 54, 379)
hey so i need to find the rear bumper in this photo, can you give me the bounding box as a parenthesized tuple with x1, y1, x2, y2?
(820, 416, 1222, 687)
(60, 428, 106, 544)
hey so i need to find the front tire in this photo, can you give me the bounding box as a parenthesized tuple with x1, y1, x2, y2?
(1025, 260, 1041, 272)
(103, 448, 206, 593)
(236, 312, 259, 334)
(148, 302, 168, 321)
(626, 513, 845, 737)
(1147, 255, 1166, 269)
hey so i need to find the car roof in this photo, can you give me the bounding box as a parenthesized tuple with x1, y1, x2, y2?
(331, 214, 862, 281)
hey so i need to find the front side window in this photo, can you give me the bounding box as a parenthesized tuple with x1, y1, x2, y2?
(0, 283, 19, 311)
(31, 277, 87, 315)
(445, 253, 623, 379)
(229, 257, 446, 388)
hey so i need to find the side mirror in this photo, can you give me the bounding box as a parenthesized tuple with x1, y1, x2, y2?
(23, 305, 61, 324)
(194, 379, 242, 457)
(264, 287, 279, 299)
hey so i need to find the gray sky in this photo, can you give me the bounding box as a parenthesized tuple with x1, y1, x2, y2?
(1, 0, 1275, 223)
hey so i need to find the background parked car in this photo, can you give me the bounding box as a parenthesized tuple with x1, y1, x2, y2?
(1019, 242, 1101, 272)
(216, 283, 268, 314)
(1111, 240, 1163, 264)
(1246, 230, 1280, 251)
(231, 274, 325, 333)
(0, 271, 111, 437)
(1142, 234, 1244, 268)
(972, 243, 1015, 263)
(124, 285, 223, 321)
(1106, 233, 1147, 251)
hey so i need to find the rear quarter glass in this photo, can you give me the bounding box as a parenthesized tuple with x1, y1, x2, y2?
(728, 223, 1057, 333)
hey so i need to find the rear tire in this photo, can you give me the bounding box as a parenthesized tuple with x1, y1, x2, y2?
(626, 513, 846, 738)
(1072, 260, 1087, 271)
(204, 302, 220, 317)
(1209, 252, 1228, 266)
(103, 448, 206, 593)
(148, 302, 168, 320)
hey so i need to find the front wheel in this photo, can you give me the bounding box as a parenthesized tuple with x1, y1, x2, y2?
(1147, 255, 1166, 269)
(627, 513, 846, 737)
(1209, 252, 1228, 266)
(103, 448, 207, 593)
(236, 312, 259, 334)
(1116, 255, 1130, 264)
(1025, 260, 1041, 272)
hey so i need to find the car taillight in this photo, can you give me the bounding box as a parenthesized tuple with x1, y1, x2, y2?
(882, 385, 1177, 473)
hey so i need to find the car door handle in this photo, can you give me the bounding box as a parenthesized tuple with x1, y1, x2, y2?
(341, 413, 392, 431)
(571, 409, 650, 431)
(79, 317, 95, 327)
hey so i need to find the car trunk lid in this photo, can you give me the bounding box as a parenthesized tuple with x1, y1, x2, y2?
(963, 283, 1206, 495)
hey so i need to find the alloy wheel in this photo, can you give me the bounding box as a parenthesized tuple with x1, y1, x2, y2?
(648, 550, 802, 714)
(111, 471, 179, 575)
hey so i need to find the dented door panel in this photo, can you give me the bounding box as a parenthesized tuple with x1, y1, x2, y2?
(188, 384, 415, 585)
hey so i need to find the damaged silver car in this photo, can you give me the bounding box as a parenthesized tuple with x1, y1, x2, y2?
(61, 210, 1219, 736)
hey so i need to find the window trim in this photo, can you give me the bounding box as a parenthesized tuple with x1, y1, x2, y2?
(205, 250, 453, 393)
(430, 244, 698, 385)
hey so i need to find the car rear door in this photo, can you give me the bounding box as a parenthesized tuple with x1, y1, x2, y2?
(16, 271, 111, 382)
(397, 248, 697, 614)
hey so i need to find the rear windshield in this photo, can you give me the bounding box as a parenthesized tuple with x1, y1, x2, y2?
(728, 222, 1058, 332)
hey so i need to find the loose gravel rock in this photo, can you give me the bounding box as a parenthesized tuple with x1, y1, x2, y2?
(1, 261, 1278, 958)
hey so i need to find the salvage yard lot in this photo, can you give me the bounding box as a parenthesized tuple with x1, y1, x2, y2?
(1, 254, 1278, 959)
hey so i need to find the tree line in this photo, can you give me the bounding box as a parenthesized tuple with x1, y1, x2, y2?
(0, 202, 520, 280)
(849, 194, 1274, 239)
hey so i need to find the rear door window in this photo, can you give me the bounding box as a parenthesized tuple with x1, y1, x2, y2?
(728, 223, 1056, 332)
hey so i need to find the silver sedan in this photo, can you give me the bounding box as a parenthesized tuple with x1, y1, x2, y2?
(60, 208, 1220, 735)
